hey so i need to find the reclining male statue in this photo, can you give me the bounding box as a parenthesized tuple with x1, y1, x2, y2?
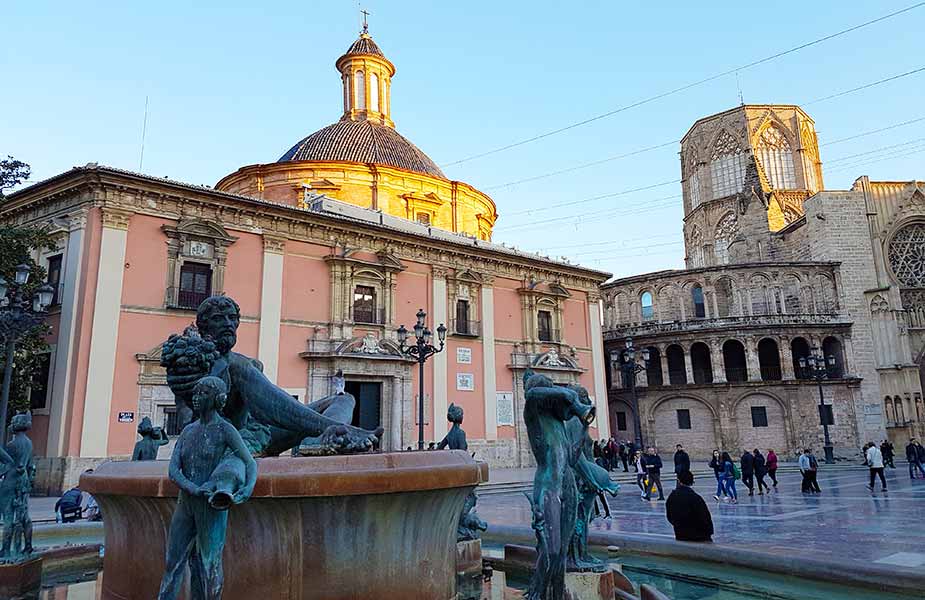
(161, 295, 380, 456)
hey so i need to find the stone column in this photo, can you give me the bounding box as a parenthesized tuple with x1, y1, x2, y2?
(47, 210, 87, 457)
(780, 336, 796, 380)
(711, 340, 727, 383)
(391, 376, 403, 451)
(432, 266, 449, 442)
(258, 235, 286, 383)
(481, 282, 498, 440)
(81, 207, 132, 457)
(588, 294, 610, 439)
(659, 345, 670, 385)
(745, 337, 761, 382)
(683, 345, 694, 384)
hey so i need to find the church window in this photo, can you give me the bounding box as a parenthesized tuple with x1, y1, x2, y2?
(757, 125, 796, 189)
(688, 170, 702, 209)
(537, 310, 554, 341)
(355, 70, 366, 110)
(750, 406, 769, 428)
(692, 285, 705, 318)
(687, 225, 703, 268)
(709, 131, 746, 199)
(416, 212, 431, 225)
(370, 72, 379, 111)
(713, 212, 739, 265)
(640, 291, 654, 320)
(178, 262, 212, 310)
(676, 409, 691, 430)
(29, 352, 51, 410)
(888, 222, 925, 287)
(353, 285, 379, 323)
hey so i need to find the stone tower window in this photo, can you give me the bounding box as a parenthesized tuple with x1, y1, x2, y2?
(709, 131, 746, 199)
(355, 70, 366, 110)
(888, 222, 925, 287)
(757, 126, 796, 189)
(713, 212, 739, 265)
(691, 285, 706, 318)
(640, 291, 654, 321)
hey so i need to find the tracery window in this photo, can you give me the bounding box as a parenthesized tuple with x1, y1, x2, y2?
(709, 131, 747, 199)
(888, 222, 925, 287)
(713, 212, 739, 265)
(687, 225, 703, 268)
(688, 170, 702, 209)
(757, 126, 796, 189)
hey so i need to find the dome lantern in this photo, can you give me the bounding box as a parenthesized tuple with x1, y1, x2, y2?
(336, 26, 395, 128)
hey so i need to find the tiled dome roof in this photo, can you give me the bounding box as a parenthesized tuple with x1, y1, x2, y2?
(344, 34, 384, 57)
(278, 120, 446, 179)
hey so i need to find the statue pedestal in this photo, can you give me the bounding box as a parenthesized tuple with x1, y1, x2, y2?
(456, 539, 483, 600)
(0, 556, 43, 596)
(564, 569, 615, 600)
(83, 451, 487, 600)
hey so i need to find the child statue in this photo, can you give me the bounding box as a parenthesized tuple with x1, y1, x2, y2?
(158, 377, 257, 600)
(0, 413, 35, 559)
(132, 416, 169, 461)
(436, 403, 467, 450)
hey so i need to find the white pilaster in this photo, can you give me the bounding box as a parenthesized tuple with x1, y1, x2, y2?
(258, 237, 286, 383)
(589, 297, 610, 439)
(80, 208, 131, 457)
(481, 285, 498, 440)
(48, 213, 87, 457)
(432, 270, 448, 441)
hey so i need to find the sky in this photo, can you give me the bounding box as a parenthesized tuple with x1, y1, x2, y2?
(3, 1, 924, 279)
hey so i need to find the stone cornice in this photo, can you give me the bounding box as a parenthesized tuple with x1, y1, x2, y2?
(101, 206, 133, 230)
(2, 166, 609, 291)
(263, 235, 287, 254)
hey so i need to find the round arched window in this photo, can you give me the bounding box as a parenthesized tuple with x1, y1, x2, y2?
(888, 222, 925, 287)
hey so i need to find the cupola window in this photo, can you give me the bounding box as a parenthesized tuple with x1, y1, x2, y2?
(355, 70, 366, 110)
(370, 73, 379, 112)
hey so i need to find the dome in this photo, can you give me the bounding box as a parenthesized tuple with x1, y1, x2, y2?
(278, 119, 446, 179)
(343, 34, 384, 58)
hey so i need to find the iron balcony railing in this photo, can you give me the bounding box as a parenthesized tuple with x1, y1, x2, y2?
(451, 319, 481, 337)
(352, 306, 386, 325)
(538, 328, 561, 343)
(166, 286, 210, 310)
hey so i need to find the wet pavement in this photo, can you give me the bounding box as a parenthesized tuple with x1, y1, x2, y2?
(478, 465, 925, 567)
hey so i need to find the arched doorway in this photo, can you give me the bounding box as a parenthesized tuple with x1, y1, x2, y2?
(652, 397, 717, 458)
(666, 345, 687, 384)
(758, 338, 782, 381)
(734, 393, 788, 453)
(645, 347, 663, 386)
(690, 342, 713, 384)
(723, 340, 747, 382)
(791, 337, 811, 380)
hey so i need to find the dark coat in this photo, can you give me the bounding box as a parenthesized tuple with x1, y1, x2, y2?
(709, 456, 723, 475)
(907, 443, 918, 462)
(674, 450, 691, 474)
(918, 444, 925, 462)
(666, 486, 714, 542)
(740, 452, 755, 475)
(753, 453, 767, 476)
(643, 454, 663, 475)
(880, 443, 893, 459)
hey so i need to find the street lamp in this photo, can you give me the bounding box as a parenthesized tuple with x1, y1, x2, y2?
(617, 338, 650, 450)
(0, 263, 55, 443)
(799, 347, 837, 464)
(397, 309, 447, 450)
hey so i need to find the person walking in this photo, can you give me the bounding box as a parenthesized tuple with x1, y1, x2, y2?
(917, 440, 925, 478)
(634, 451, 647, 498)
(709, 449, 726, 501)
(642, 447, 665, 501)
(619, 441, 629, 472)
(906, 439, 925, 479)
(865, 442, 888, 492)
(881, 440, 895, 469)
(800, 448, 821, 493)
(673, 444, 691, 486)
(753, 449, 770, 494)
(721, 451, 738, 503)
(766, 449, 779, 488)
(740, 449, 755, 496)
(666, 470, 714, 542)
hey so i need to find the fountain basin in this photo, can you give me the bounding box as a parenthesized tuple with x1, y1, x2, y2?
(82, 450, 487, 600)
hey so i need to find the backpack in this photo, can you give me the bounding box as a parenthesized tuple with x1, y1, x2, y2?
(732, 463, 741, 480)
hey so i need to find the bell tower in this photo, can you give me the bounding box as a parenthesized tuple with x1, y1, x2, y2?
(336, 21, 395, 128)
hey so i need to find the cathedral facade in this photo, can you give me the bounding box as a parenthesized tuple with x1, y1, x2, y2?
(2, 31, 611, 492)
(602, 105, 925, 458)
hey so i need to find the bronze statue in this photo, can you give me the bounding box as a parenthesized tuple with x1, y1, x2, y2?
(158, 377, 257, 600)
(132, 416, 169, 460)
(0, 413, 35, 559)
(160, 296, 380, 456)
(435, 404, 487, 542)
(565, 385, 619, 572)
(522, 370, 594, 600)
(436, 403, 467, 450)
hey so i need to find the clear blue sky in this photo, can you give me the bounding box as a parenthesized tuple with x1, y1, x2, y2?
(3, 1, 924, 278)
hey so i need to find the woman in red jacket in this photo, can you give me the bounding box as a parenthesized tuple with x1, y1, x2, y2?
(766, 449, 779, 488)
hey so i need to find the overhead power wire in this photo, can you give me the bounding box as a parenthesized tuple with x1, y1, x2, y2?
(503, 180, 678, 217)
(820, 116, 925, 146)
(804, 66, 925, 105)
(826, 136, 925, 164)
(442, 2, 925, 167)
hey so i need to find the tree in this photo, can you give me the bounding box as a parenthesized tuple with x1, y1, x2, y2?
(0, 156, 30, 201)
(0, 222, 56, 415)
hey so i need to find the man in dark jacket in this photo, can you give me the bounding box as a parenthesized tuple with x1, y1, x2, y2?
(907, 439, 925, 479)
(881, 440, 895, 469)
(740, 450, 756, 496)
(673, 445, 691, 486)
(642, 447, 665, 501)
(618, 442, 629, 472)
(666, 470, 713, 542)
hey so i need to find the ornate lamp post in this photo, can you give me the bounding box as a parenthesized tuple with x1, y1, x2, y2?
(397, 308, 446, 450)
(799, 347, 837, 464)
(0, 263, 55, 443)
(617, 338, 649, 450)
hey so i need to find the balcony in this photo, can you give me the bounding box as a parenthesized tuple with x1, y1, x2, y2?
(352, 306, 386, 325)
(538, 328, 561, 343)
(604, 313, 846, 340)
(451, 319, 481, 337)
(166, 286, 210, 311)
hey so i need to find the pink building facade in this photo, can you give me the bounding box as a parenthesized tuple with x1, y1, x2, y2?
(2, 166, 610, 492)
